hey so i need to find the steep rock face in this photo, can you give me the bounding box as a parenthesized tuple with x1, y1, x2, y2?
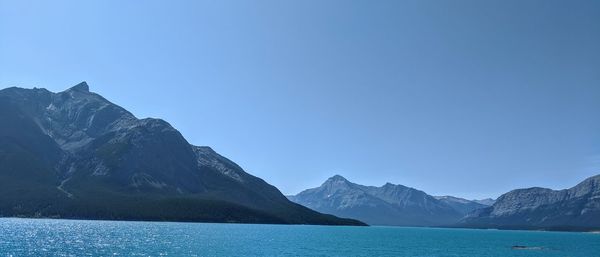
(289, 175, 472, 226)
(0, 83, 364, 226)
(460, 175, 600, 231)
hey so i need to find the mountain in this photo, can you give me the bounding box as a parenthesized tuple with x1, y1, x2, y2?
(434, 196, 489, 215)
(288, 175, 487, 226)
(0, 82, 364, 226)
(472, 198, 496, 206)
(459, 175, 600, 231)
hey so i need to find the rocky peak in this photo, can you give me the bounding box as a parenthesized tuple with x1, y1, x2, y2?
(67, 81, 90, 92)
(316, 175, 356, 195)
(325, 175, 349, 183)
(383, 182, 395, 187)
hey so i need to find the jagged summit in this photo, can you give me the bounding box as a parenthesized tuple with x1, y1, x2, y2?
(67, 81, 90, 92)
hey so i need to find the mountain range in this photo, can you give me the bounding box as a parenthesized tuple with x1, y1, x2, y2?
(459, 175, 600, 231)
(290, 175, 600, 231)
(288, 175, 492, 226)
(2, 82, 599, 231)
(0, 82, 364, 225)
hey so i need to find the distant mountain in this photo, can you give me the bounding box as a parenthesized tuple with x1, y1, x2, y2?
(434, 196, 489, 215)
(472, 198, 496, 206)
(0, 82, 364, 226)
(459, 175, 600, 231)
(288, 175, 488, 226)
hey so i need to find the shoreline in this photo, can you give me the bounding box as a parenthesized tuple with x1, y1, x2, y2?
(0, 216, 367, 227)
(3, 216, 599, 233)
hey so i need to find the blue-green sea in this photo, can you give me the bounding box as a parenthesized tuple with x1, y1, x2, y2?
(1, 218, 599, 256)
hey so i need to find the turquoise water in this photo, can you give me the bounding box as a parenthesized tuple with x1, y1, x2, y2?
(1, 218, 599, 256)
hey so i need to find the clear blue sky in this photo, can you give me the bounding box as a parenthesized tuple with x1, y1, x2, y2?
(1, 0, 599, 199)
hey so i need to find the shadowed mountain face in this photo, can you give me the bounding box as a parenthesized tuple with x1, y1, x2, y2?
(288, 175, 488, 226)
(0, 82, 364, 226)
(459, 175, 600, 231)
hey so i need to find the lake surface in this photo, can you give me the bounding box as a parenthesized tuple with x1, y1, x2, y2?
(1, 218, 599, 256)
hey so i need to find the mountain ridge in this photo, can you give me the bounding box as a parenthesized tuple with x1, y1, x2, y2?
(459, 174, 600, 231)
(288, 175, 489, 226)
(0, 82, 365, 226)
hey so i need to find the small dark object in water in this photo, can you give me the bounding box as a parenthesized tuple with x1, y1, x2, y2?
(512, 245, 543, 250)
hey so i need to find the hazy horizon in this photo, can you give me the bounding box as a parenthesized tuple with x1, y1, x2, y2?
(2, 0, 600, 199)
